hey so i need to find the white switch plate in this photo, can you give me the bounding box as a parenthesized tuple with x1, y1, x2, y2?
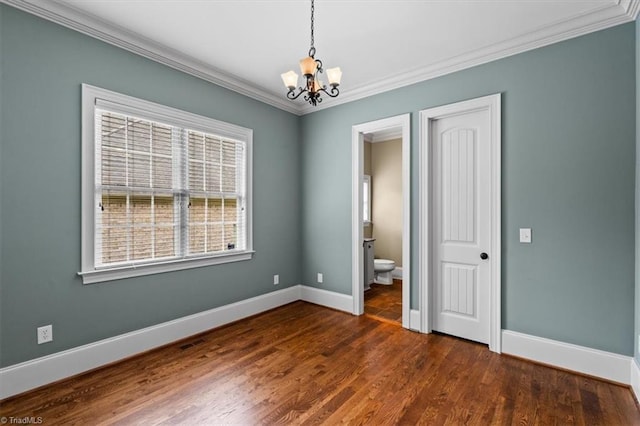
(519, 228, 532, 243)
(273, 274, 279, 285)
(317, 273, 323, 283)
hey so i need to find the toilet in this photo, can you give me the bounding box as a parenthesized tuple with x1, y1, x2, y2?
(374, 259, 395, 285)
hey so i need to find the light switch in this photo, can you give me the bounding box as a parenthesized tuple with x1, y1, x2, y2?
(519, 228, 532, 243)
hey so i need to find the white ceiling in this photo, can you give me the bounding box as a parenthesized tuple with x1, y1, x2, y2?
(6, 0, 639, 114)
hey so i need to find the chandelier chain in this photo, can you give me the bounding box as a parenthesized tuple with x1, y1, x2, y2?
(310, 0, 315, 51)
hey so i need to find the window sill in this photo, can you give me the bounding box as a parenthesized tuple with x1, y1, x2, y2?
(78, 250, 255, 284)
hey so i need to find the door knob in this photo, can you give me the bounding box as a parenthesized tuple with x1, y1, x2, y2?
(480, 252, 489, 260)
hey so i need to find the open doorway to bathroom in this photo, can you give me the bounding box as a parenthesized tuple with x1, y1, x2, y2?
(351, 114, 410, 328)
(363, 132, 403, 323)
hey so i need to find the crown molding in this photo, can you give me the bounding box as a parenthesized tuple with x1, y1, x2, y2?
(0, 0, 300, 115)
(365, 127, 403, 143)
(2, 0, 638, 116)
(300, 1, 637, 114)
(623, 0, 640, 19)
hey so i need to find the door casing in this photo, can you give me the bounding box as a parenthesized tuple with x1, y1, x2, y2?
(351, 114, 411, 328)
(419, 94, 502, 353)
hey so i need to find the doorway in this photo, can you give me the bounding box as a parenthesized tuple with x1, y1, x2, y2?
(419, 94, 502, 352)
(351, 114, 410, 328)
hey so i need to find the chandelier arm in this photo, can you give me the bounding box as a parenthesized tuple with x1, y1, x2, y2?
(287, 88, 309, 100)
(319, 86, 340, 98)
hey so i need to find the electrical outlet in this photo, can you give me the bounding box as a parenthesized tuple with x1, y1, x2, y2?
(273, 274, 279, 285)
(37, 325, 53, 344)
(317, 273, 323, 283)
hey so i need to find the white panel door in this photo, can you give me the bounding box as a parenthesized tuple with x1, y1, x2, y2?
(432, 108, 492, 344)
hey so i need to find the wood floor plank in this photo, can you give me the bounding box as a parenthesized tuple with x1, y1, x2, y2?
(1, 301, 639, 425)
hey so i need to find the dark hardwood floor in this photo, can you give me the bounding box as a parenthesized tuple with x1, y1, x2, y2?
(365, 279, 402, 323)
(1, 301, 639, 425)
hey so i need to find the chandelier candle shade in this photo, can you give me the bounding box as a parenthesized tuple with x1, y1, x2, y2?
(281, 0, 342, 106)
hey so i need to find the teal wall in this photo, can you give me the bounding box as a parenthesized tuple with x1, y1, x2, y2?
(301, 23, 636, 355)
(0, 5, 301, 367)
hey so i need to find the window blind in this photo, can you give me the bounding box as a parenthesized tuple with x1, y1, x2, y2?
(95, 109, 246, 267)
(187, 131, 246, 255)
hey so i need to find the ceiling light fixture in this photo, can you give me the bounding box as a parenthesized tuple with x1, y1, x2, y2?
(281, 0, 342, 106)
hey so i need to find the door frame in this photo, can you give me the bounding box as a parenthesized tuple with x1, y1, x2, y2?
(419, 94, 502, 352)
(351, 114, 411, 328)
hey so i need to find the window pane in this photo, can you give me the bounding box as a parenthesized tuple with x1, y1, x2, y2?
(207, 224, 223, 252)
(130, 196, 152, 260)
(102, 194, 127, 226)
(189, 161, 204, 192)
(152, 123, 172, 156)
(221, 166, 236, 192)
(224, 199, 237, 221)
(131, 196, 152, 224)
(154, 196, 174, 224)
(189, 198, 206, 223)
(102, 147, 127, 187)
(129, 152, 151, 188)
(189, 225, 205, 253)
(154, 197, 175, 258)
(205, 135, 221, 163)
(101, 113, 126, 150)
(132, 227, 152, 260)
(221, 140, 236, 165)
(209, 198, 222, 222)
(101, 194, 128, 264)
(128, 119, 151, 153)
(224, 224, 237, 249)
(188, 132, 203, 160)
(101, 113, 127, 186)
(155, 226, 174, 258)
(205, 163, 221, 193)
(152, 155, 172, 189)
(102, 226, 127, 264)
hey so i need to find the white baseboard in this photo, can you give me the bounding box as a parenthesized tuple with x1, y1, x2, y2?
(299, 285, 353, 313)
(0, 286, 301, 400)
(392, 267, 403, 279)
(5, 293, 634, 400)
(410, 309, 421, 331)
(631, 358, 640, 402)
(501, 330, 632, 384)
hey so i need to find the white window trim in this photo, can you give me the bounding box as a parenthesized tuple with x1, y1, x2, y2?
(363, 174, 372, 226)
(79, 84, 253, 284)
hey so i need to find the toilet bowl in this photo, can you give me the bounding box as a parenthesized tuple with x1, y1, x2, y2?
(374, 259, 395, 285)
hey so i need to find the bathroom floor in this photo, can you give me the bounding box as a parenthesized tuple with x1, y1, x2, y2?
(364, 279, 402, 323)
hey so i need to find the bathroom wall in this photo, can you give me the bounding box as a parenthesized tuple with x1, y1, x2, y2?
(371, 139, 403, 266)
(363, 141, 373, 238)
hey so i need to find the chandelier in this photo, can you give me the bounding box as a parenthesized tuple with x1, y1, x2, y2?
(281, 0, 342, 106)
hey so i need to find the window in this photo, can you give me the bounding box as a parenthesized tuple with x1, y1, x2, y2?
(363, 174, 371, 226)
(80, 85, 253, 284)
